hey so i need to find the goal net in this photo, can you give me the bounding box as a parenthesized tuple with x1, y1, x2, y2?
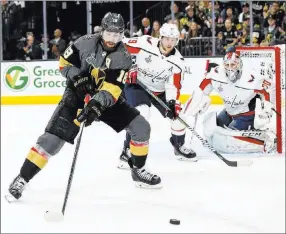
(236, 45, 285, 154)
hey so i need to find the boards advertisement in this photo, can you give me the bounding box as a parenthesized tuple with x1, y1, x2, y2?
(1, 58, 224, 105)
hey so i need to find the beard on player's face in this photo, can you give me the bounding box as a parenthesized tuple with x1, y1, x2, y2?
(104, 41, 116, 48)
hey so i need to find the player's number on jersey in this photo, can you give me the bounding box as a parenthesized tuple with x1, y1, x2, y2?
(63, 45, 73, 59)
(117, 70, 128, 84)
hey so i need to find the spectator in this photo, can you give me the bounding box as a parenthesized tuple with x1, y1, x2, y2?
(221, 19, 238, 47)
(239, 2, 249, 23)
(264, 1, 285, 27)
(237, 26, 250, 46)
(216, 16, 225, 33)
(49, 29, 66, 59)
(164, 2, 184, 22)
(18, 34, 42, 60)
(263, 14, 282, 45)
(252, 30, 263, 45)
(242, 13, 251, 29)
(220, 1, 241, 18)
(201, 16, 213, 37)
(151, 20, 161, 38)
(186, 22, 202, 40)
(224, 6, 239, 25)
(40, 33, 53, 59)
(216, 31, 227, 55)
(180, 5, 203, 36)
(136, 17, 152, 36)
(252, 1, 267, 16)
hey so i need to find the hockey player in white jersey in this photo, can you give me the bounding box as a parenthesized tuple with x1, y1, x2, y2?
(183, 51, 277, 153)
(118, 23, 197, 169)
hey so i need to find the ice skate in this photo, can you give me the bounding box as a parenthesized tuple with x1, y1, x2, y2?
(5, 175, 27, 203)
(131, 166, 162, 189)
(117, 144, 131, 170)
(170, 137, 198, 162)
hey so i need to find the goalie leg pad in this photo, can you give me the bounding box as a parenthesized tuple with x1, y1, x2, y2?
(45, 88, 82, 144)
(203, 112, 265, 153)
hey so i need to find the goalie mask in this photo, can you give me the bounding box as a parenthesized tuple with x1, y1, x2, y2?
(159, 23, 180, 54)
(223, 52, 243, 83)
(101, 12, 124, 50)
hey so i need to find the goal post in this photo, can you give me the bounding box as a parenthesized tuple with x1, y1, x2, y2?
(236, 45, 285, 153)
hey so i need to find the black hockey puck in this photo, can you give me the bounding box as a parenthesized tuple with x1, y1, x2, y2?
(170, 219, 180, 225)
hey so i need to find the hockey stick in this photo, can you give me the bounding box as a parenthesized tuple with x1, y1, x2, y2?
(272, 108, 281, 117)
(44, 96, 90, 222)
(137, 79, 253, 167)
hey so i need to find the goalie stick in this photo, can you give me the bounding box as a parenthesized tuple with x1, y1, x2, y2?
(136, 79, 253, 167)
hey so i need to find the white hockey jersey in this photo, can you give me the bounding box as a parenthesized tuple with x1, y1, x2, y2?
(200, 65, 270, 116)
(124, 35, 185, 101)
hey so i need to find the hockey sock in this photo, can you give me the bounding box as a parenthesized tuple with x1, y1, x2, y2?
(130, 140, 149, 168)
(124, 132, 132, 150)
(171, 133, 186, 146)
(20, 147, 48, 182)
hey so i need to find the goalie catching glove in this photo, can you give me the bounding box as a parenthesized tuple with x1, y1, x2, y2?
(254, 98, 273, 130)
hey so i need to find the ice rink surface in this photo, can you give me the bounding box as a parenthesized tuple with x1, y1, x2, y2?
(1, 104, 285, 233)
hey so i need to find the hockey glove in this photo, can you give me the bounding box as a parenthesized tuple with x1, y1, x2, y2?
(71, 74, 93, 93)
(126, 64, 138, 84)
(76, 99, 103, 127)
(254, 99, 273, 130)
(166, 100, 182, 119)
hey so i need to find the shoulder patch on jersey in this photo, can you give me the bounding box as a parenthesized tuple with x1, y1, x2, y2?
(146, 36, 152, 45)
(248, 75, 255, 82)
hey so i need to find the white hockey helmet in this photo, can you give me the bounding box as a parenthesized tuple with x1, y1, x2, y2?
(223, 52, 243, 82)
(159, 23, 180, 46)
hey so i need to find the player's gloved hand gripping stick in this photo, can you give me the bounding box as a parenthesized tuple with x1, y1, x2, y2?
(44, 95, 90, 222)
(136, 79, 253, 167)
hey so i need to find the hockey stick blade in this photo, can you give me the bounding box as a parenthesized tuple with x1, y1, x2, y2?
(44, 210, 64, 222)
(214, 150, 253, 167)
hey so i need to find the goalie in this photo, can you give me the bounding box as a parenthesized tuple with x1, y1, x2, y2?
(183, 52, 277, 153)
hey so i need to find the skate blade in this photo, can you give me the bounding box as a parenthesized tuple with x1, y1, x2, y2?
(134, 182, 163, 189)
(176, 156, 198, 162)
(117, 160, 130, 170)
(4, 193, 18, 203)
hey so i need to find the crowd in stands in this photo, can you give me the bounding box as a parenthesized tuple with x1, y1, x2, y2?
(1, 1, 286, 60)
(129, 1, 285, 56)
